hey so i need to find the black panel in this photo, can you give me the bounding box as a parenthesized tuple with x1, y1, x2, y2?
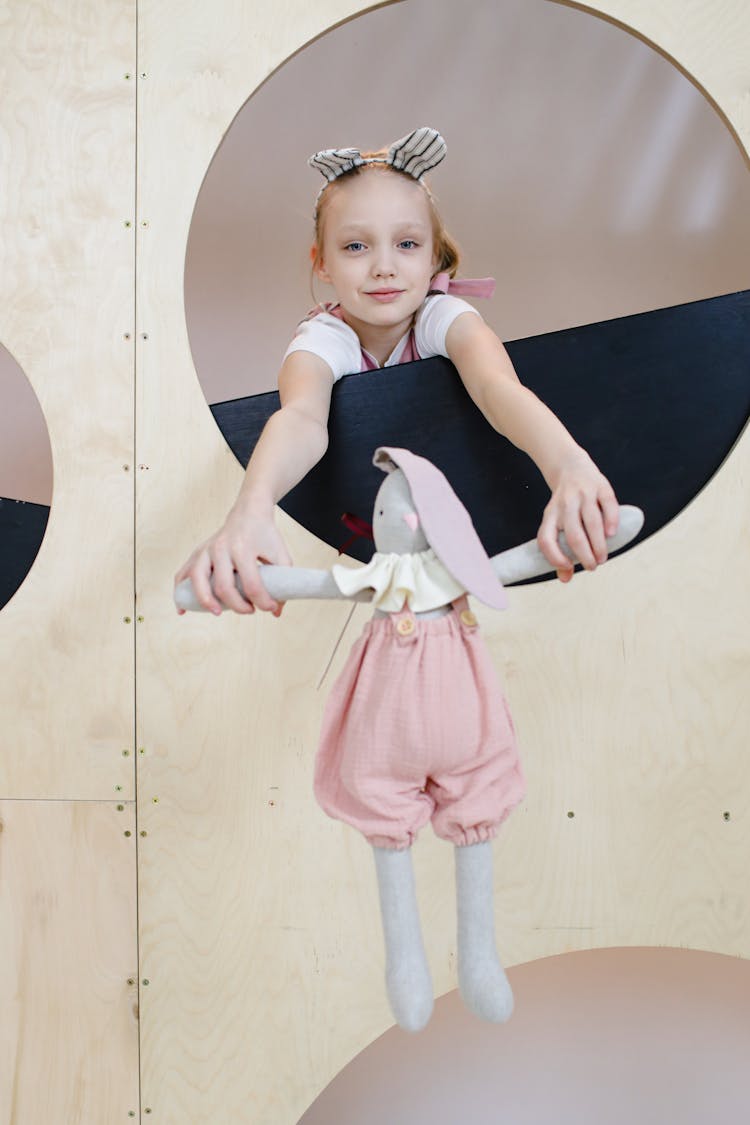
(210, 291, 750, 574)
(0, 497, 50, 610)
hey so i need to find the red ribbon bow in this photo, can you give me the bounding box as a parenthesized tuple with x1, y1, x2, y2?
(339, 512, 374, 555)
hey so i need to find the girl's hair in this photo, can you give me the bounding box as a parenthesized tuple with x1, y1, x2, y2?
(311, 152, 461, 279)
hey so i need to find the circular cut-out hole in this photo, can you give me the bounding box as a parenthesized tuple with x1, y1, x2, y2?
(0, 341, 53, 611)
(184, 0, 750, 564)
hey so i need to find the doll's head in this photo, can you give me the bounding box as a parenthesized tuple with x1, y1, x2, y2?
(372, 447, 508, 610)
(372, 469, 429, 555)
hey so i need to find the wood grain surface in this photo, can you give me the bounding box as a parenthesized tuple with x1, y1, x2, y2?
(0, 1, 747, 1122)
(0, 800, 139, 1123)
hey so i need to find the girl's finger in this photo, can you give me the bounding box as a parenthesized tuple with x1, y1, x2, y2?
(537, 505, 573, 569)
(188, 552, 225, 615)
(560, 506, 597, 571)
(600, 489, 621, 539)
(235, 559, 279, 615)
(580, 498, 608, 565)
(212, 552, 256, 615)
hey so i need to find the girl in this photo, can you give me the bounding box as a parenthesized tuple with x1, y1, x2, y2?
(175, 126, 619, 613)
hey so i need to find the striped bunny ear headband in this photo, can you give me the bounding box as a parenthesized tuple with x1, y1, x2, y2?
(309, 126, 446, 210)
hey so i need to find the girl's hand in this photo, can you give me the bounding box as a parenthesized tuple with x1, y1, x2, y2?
(537, 451, 620, 582)
(173, 509, 292, 616)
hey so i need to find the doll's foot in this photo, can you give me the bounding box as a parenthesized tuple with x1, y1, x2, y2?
(458, 951, 514, 1023)
(373, 846, 434, 1032)
(455, 840, 514, 1023)
(385, 953, 434, 1032)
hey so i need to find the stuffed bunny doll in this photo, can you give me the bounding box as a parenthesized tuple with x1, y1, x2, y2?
(175, 447, 643, 1032)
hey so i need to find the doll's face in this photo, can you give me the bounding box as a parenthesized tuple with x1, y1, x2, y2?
(372, 470, 429, 554)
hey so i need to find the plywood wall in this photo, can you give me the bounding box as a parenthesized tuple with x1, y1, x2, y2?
(0, 3, 140, 1121)
(0, 1, 748, 1122)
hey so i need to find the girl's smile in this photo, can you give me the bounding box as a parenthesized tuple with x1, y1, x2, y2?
(314, 168, 437, 363)
(366, 288, 406, 302)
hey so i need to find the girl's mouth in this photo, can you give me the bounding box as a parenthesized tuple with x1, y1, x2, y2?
(366, 289, 404, 303)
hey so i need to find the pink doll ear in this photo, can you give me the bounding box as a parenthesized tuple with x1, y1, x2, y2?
(403, 512, 420, 532)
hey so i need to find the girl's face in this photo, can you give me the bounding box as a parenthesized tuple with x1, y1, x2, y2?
(314, 169, 437, 344)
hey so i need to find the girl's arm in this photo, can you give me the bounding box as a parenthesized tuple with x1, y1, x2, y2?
(173, 351, 334, 615)
(446, 313, 620, 581)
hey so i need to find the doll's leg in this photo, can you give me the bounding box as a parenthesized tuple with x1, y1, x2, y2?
(373, 846, 433, 1032)
(455, 841, 514, 1022)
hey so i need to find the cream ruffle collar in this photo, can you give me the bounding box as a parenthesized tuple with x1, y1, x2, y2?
(332, 548, 465, 613)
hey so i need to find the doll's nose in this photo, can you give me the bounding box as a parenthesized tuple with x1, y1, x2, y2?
(403, 512, 420, 532)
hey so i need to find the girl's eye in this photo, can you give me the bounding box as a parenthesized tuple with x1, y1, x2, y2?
(345, 241, 366, 252)
(398, 239, 417, 250)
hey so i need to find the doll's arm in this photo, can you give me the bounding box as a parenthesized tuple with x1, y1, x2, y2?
(174, 566, 373, 613)
(491, 504, 644, 585)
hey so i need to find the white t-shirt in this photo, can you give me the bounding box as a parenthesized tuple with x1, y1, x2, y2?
(283, 293, 481, 382)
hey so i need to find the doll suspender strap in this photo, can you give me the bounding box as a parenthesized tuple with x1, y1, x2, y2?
(388, 597, 478, 643)
(451, 594, 479, 631)
(389, 604, 419, 644)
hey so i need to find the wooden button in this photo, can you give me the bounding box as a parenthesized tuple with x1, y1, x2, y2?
(396, 617, 415, 636)
(459, 609, 478, 628)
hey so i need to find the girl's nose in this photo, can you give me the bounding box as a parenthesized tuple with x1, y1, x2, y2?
(373, 250, 396, 278)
